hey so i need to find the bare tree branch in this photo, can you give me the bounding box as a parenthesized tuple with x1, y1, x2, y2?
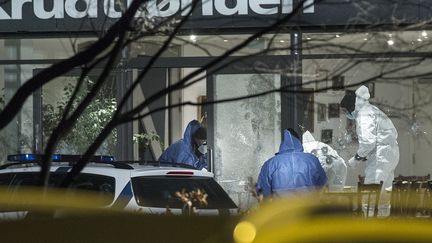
(0, 0, 145, 130)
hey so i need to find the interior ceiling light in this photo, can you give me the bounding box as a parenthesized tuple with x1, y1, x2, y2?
(417, 38, 423, 42)
(223, 39, 228, 42)
(279, 40, 285, 43)
(335, 34, 340, 38)
(190, 35, 197, 42)
(306, 37, 311, 40)
(422, 30, 428, 37)
(364, 38, 368, 41)
(387, 39, 394, 46)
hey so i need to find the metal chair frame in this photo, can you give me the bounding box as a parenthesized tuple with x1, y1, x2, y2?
(357, 180, 383, 218)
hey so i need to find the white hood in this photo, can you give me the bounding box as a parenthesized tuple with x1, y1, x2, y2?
(302, 130, 347, 191)
(355, 85, 371, 112)
(302, 131, 317, 144)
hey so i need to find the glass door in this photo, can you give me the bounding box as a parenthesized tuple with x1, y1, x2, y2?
(207, 59, 288, 210)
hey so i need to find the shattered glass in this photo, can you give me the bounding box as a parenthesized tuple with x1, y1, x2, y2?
(213, 73, 281, 210)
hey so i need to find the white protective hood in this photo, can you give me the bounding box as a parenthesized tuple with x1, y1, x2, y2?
(353, 85, 399, 191)
(302, 131, 347, 191)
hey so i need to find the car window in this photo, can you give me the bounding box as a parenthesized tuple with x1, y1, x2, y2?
(0, 172, 115, 205)
(132, 176, 237, 209)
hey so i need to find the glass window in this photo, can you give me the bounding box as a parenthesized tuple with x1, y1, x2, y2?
(42, 74, 117, 155)
(213, 72, 281, 209)
(131, 33, 290, 57)
(302, 54, 432, 186)
(0, 38, 97, 60)
(0, 36, 115, 160)
(0, 63, 117, 160)
(0, 64, 48, 162)
(132, 176, 237, 209)
(303, 31, 432, 55)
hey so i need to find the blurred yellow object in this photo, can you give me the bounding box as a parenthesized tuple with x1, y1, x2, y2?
(0, 186, 238, 243)
(0, 186, 118, 215)
(234, 192, 432, 242)
(233, 221, 256, 243)
(3, 187, 432, 242)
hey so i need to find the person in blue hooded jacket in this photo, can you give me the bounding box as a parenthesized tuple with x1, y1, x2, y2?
(256, 129, 327, 197)
(158, 120, 208, 170)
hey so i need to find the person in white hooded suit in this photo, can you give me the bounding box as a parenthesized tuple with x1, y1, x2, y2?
(302, 131, 347, 191)
(340, 85, 399, 192)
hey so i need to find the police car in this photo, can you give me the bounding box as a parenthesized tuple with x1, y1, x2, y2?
(0, 154, 237, 217)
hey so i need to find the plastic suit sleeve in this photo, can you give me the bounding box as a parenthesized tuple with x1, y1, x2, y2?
(175, 151, 197, 166)
(356, 110, 377, 158)
(256, 161, 273, 197)
(347, 157, 359, 167)
(177, 152, 208, 170)
(159, 146, 196, 167)
(334, 157, 347, 185)
(194, 156, 208, 170)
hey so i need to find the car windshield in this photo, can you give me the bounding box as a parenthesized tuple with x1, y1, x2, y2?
(0, 172, 115, 206)
(132, 176, 237, 209)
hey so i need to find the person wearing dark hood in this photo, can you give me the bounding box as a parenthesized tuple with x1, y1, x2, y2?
(256, 129, 327, 197)
(158, 120, 208, 170)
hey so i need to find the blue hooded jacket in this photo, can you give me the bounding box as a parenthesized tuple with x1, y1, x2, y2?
(257, 130, 327, 197)
(158, 120, 207, 170)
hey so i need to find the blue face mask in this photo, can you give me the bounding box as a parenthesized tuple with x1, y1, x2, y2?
(346, 112, 355, 120)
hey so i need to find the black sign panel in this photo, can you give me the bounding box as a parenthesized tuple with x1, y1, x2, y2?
(0, 0, 426, 34)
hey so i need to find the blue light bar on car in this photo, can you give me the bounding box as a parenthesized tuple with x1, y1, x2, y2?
(8, 154, 62, 162)
(7, 154, 38, 162)
(7, 154, 115, 163)
(52, 154, 61, 161)
(99, 155, 115, 162)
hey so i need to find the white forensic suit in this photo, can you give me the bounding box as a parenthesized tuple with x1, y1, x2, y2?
(344, 85, 399, 216)
(303, 131, 347, 191)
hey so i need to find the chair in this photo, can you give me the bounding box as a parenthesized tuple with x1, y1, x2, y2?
(390, 174, 430, 217)
(390, 180, 412, 216)
(394, 174, 430, 183)
(358, 175, 365, 184)
(356, 180, 383, 218)
(424, 181, 432, 216)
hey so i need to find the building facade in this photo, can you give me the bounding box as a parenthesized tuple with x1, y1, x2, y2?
(0, 0, 431, 208)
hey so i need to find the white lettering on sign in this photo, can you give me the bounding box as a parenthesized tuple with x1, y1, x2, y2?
(282, 0, 293, 13)
(65, 0, 98, 18)
(303, 0, 314, 13)
(181, 0, 192, 16)
(104, 0, 122, 18)
(13, 0, 32, 20)
(0, 0, 314, 20)
(250, 0, 279, 15)
(215, 0, 248, 15)
(34, 0, 64, 19)
(147, 0, 181, 17)
(202, 0, 213, 15)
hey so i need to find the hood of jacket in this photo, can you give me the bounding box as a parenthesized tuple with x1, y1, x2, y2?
(278, 129, 304, 153)
(183, 120, 201, 146)
(302, 131, 316, 144)
(355, 85, 371, 112)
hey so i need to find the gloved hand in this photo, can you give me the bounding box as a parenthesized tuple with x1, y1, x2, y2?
(355, 153, 367, 161)
(347, 157, 359, 168)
